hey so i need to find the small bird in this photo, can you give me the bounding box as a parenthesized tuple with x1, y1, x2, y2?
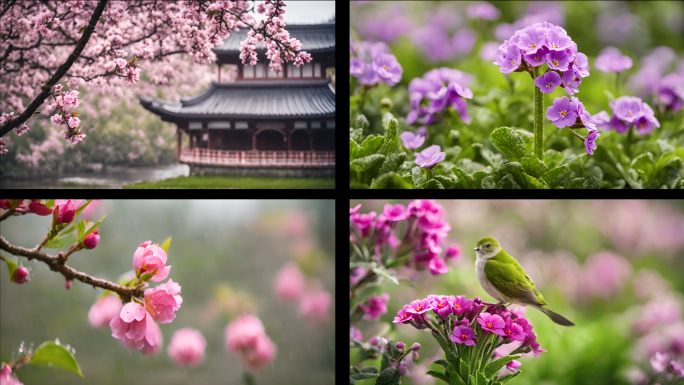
(474, 237, 574, 326)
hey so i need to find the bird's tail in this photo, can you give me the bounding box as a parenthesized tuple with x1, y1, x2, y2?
(536, 306, 575, 326)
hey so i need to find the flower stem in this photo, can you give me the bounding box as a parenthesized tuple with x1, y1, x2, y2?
(615, 72, 620, 95)
(568, 128, 586, 141)
(533, 65, 544, 161)
(626, 124, 634, 158)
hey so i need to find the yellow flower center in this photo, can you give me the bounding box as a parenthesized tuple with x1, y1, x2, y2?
(507, 330, 512, 335)
(574, 60, 578, 65)
(561, 111, 567, 117)
(534, 57, 540, 61)
(553, 44, 559, 48)
(546, 82, 552, 88)
(403, 314, 408, 319)
(454, 304, 460, 308)
(461, 334, 467, 340)
(553, 60, 559, 66)
(438, 303, 444, 308)
(510, 59, 516, 65)
(531, 44, 536, 48)
(639, 123, 644, 128)
(487, 322, 492, 328)
(565, 82, 568, 85)
(383, 65, 388, 70)
(628, 112, 632, 116)
(416, 306, 422, 311)
(574, 77, 579, 81)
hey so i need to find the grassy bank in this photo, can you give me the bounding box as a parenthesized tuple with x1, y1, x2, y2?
(123, 175, 336, 189)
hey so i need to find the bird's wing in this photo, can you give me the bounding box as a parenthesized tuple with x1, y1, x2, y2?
(484, 251, 547, 306)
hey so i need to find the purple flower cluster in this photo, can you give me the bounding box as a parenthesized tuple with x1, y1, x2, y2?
(406, 68, 473, 126)
(591, 96, 661, 135)
(349, 38, 403, 86)
(650, 351, 684, 379)
(349, 201, 457, 276)
(547, 96, 602, 154)
(356, 4, 414, 43)
(628, 47, 684, 112)
(595, 47, 633, 73)
(494, 22, 590, 96)
(410, 6, 477, 63)
(466, 2, 500, 20)
(393, 294, 547, 360)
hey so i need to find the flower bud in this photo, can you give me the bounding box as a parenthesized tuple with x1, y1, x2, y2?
(57, 251, 64, 259)
(139, 240, 152, 248)
(410, 342, 421, 352)
(65, 280, 71, 290)
(413, 351, 419, 362)
(395, 341, 405, 350)
(380, 97, 393, 110)
(83, 229, 100, 249)
(13, 266, 29, 284)
(369, 336, 380, 347)
(397, 359, 409, 375)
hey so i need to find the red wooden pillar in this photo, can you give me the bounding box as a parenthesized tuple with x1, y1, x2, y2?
(252, 132, 257, 151)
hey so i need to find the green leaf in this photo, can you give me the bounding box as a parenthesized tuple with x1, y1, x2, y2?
(448, 364, 467, 385)
(416, 179, 445, 189)
(351, 154, 386, 172)
(426, 371, 451, 384)
(350, 127, 363, 144)
(520, 156, 548, 178)
(80, 216, 105, 242)
(376, 367, 397, 385)
(356, 135, 385, 159)
(160, 237, 172, 253)
(501, 162, 548, 189)
(582, 166, 603, 189)
(435, 175, 458, 189)
(541, 165, 571, 189)
(370, 172, 413, 189)
(351, 373, 380, 380)
(452, 166, 475, 189)
(490, 127, 527, 162)
(77, 220, 86, 240)
(476, 371, 488, 385)
(498, 173, 521, 189)
(381, 112, 395, 130)
(356, 114, 370, 131)
(459, 359, 470, 384)
(378, 152, 406, 175)
(30, 341, 83, 377)
(472, 171, 489, 189)
(350, 182, 370, 189)
(73, 199, 93, 220)
(630, 152, 655, 183)
(484, 355, 521, 378)
(469, 374, 476, 385)
(377, 117, 398, 156)
(499, 370, 521, 384)
(361, 367, 379, 374)
(432, 359, 450, 369)
(78, 25, 87, 34)
(653, 155, 683, 188)
(45, 233, 77, 249)
(57, 222, 79, 237)
(371, 266, 399, 285)
(431, 330, 452, 356)
(381, 352, 391, 372)
(4, 258, 18, 281)
(412, 166, 427, 187)
(350, 377, 356, 385)
(138, 268, 159, 283)
(45, 199, 56, 208)
(350, 139, 360, 160)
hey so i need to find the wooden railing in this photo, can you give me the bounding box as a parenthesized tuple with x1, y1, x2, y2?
(179, 148, 335, 168)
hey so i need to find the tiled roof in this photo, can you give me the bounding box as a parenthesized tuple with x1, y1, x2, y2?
(213, 23, 335, 54)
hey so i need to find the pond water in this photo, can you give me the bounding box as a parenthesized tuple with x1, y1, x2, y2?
(0, 163, 189, 189)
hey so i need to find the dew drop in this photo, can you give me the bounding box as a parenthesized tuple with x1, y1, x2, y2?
(55, 338, 60, 345)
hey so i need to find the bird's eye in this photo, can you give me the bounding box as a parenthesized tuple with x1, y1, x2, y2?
(485, 243, 491, 248)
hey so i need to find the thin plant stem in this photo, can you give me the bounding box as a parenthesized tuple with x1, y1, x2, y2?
(626, 124, 635, 158)
(533, 65, 544, 160)
(568, 128, 587, 141)
(615, 72, 620, 95)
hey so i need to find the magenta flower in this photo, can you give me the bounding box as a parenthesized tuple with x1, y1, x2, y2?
(361, 293, 390, 320)
(610, 96, 644, 123)
(144, 278, 182, 324)
(513, 316, 533, 334)
(545, 29, 573, 51)
(393, 305, 415, 324)
(499, 321, 526, 341)
(110, 302, 152, 349)
(651, 351, 670, 373)
(595, 47, 633, 73)
(28, 200, 53, 216)
(299, 289, 331, 322)
(83, 229, 100, 249)
(122, 316, 162, 355)
(0, 364, 22, 385)
(415, 145, 446, 169)
(350, 326, 363, 342)
(400, 131, 425, 150)
(524, 46, 549, 67)
(274, 262, 305, 301)
(383, 204, 410, 222)
(499, 44, 521, 74)
(521, 332, 548, 357)
(450, 325, 477, 346)
(407, 298, 433, 315)
(445, 243, 461, 261)
(546, 49, 573, 71)
(351, 211, 376, 237)
(225, 314, 276, 372)
(167, 328, 206, 367)
(12, 266, 29, 284)
(467, 2, 500, 20)
(428, 295, 453, 319)
(397, 359, 410, 375)
(350, 204, 362, 217)
(54, 199, 77, 224)
(428, 257, 449, 275)
(133, 244, 171, 282)
(88, 295, 123, 328)
(449, 295, 473, 315)
(634, 103, 660, 134)
(478, 312, 505, 333)
(562, 69, 582, 95)
(417, 126, 428, 137)
(584, 130, 600, 155)
(506, 360, 522, 373)
(372, 53, 403, 87)
(534, 71, 562, 93)
(572, 96, 594, 130)
(517, 27, 545, 54)
(547, 96, 578, 128)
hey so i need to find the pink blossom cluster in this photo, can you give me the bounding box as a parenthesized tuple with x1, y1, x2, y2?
(88, 295, 124, 328)
(359, 293, 390, 321)
(0, 364, 23, 385)
(0, 199, 54, 217)
(104, 58, 142, 86)
(49, 86, 85, 144)
(274, 262, 331, 322)
(225, 314, 277, 372)
(29, 11, 59, 37)
(350, 201, 460, 276)
(167, 328, 207, 367)
(1, 112, 30, 139)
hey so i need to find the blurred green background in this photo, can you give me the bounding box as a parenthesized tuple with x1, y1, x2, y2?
(1, 200, 335, 385)
(349, 200, 684, 385)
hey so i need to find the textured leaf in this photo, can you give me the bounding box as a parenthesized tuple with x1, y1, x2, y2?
(435, 175, 458, 189)
(371, 266, 399, 285)
(484, 355, 522, 378)
(370, 172, 413, 189)
(425, 371, 450, 384)
(160, 237, 172, 253)
(356, 114, 370, 131)
(412, 166, 427, 187)
(448, 364, 466, 385)
(490, 127, 527, 161)
(476, 371, 488, 385)
(77, 220, 86, 241)
(472, 171, 490, 189)
(30, 341, 83, 377)
(498, 173, 521, 189)
(378, 153, 407, 175)
(658, 140, 675, 157)
(432, 359, 449, 369)
(351, 373, 379, 380)
(499, 370, 521, 384)
(350, 139, 359, 160)
(350, 154, 386, 173)
(501, 162, 548, 189)
(417, 179, 445, 189)
(377, 117, 399, 156)
(4, 257, 18, 281)
(452, 167, 475, 189)
(481, 175, 497, 189)
(480, 147, 503, 168)
(381, 112, 395, 130)
(350, 127, 363, 143)
(541, 165, 571, 189)
(459, 359, 470, 384)
(521, 156, 548, 178)
(455, 158, 487, 174)
(80, 216, 105, 243)
(582, 167, 603, 189)
(445, 145, 463, 162)
(543, 149, 565, 169)
(376, 367, 397, 385)
(356, 135, 385, 159)
(653, 155, 683, 188)
(361, 367, 379, 374)
(45, 233, 77, 249)
(630, 152, 655, 183)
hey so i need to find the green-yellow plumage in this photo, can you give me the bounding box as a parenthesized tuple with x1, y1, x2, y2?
(475, 236, 574, 326)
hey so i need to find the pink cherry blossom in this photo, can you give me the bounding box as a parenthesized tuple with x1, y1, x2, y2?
(274, 262, 305, 301)
(243, 334, 276, 372)
(121, 314, 163, 355)
(14, 124, 29, 136)
(88, 295, 123, 328)
(133, 244, 171, 282)
(225, 314, 267, 353)
(144, 278, 183, 323)
(299, 289, 331, 322)
(110, 302, 150, 349)
(54, 199, 77, 224)
(50, 114, 63, 126)
(167, 328, 207, 366)
(1, 363, 23, 385)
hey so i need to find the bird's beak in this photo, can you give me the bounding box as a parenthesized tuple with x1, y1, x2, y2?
(474, 247, 479, 251)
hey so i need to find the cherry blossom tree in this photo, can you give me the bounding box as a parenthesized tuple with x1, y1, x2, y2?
(0, 0, 311, 154)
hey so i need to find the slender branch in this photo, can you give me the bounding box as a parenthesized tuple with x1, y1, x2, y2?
(0, 0, 108, 138)
(0, 236, 142, 302)
(0, 208, 16, 222)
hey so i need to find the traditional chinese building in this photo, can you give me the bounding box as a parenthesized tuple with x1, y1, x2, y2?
(140, 23, 335, 177)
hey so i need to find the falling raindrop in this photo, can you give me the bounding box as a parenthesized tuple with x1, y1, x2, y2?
(55, 338, 60, 345)
(18, 341, 25, 355)
(66, 344, 70, 352)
